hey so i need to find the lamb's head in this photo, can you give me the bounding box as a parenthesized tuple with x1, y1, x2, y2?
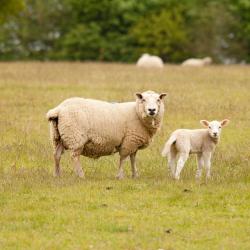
(135, 90, 167, 119)
(203, 57, 212, 65)
(200, 119, 230, 139)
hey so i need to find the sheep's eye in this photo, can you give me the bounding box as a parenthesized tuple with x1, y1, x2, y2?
(142, 99, 146, 102)
(219, 126, 221, 129)
(157, 99, 160, 102)
(209, 126, 211, 129)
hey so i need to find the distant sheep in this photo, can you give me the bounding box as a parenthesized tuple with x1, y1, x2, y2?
(47, 91, 167, 179)
(162, 119, 230, 180)
(182, 57, 212, 66)
(136, 53, 164, 68)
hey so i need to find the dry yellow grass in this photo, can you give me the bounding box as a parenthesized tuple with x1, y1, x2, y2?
(0, 62, 249, 249)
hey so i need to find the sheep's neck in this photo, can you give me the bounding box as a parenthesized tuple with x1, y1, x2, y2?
(139, 115, 161, 135)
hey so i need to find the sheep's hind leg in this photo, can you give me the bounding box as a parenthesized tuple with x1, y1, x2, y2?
(116, 155, 127, 180)
(175, 153, 189, 180)
(130, 151, 139, 179)
(71, 151, 84, 178)
(196, 153, 204, 180)
(53, 142, 64, 177)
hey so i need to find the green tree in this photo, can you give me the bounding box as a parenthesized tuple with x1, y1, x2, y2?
(130, 8, 189, 62)
(0, 0, 24, 23)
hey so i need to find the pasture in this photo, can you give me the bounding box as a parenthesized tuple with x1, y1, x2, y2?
(0, 62, 249, 250)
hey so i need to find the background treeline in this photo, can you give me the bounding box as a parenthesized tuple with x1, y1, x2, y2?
(0, 0, 249, 63)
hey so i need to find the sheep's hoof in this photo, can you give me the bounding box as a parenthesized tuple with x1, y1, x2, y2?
(132, 173, 139, 179)
(116, 173, 124, 180)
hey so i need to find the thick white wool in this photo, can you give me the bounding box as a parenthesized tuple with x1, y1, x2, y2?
(136, 54, 164, 68)
(162, 119, 229, 180)
(182, 57, 212, 66)
(47, 91, 167, 178)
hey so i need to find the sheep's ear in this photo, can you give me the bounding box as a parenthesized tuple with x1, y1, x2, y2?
(200, 120, 209, 127)
(135, 93, 143, 99)
(159, 93, 167, 100)
(220, 119, 230, 127)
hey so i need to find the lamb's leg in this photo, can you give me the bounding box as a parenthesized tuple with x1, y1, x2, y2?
(203, 152, 212, 180)
(116, 156, 127, 180)
(175, 152, 189, 180)
(53, 142, 64, 177)
(168, 150, 177, 178)
(196, 153, 204, 180)
(130, 151, 139, 179)
(71, 151, 84, 178)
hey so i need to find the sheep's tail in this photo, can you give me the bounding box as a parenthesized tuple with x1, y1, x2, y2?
(46, 107, 60, 121)
(161, 134, 177, 157)
(46, 107, 61, 146)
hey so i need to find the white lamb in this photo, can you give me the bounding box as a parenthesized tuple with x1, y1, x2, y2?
(181, 57, 212, 66)
(47, 91, 167, 179)
(161, 119, 230, 180)
(136, 53, 164, 68)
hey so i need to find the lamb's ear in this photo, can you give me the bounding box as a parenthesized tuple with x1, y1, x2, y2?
(135, 93, 143, 99)
(200, 120, 209, 127)
(159, 93, 167, 100)
(220, 119, 230, 127)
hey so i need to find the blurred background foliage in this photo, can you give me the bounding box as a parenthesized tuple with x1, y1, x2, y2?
(0, 0, 249, 63)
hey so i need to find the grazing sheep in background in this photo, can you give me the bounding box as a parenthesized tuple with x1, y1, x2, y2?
(182, 57, 212, 66)
(136, 53, 164, 68)
(161, 119, 230, 180)
(47, 91, 167, 179)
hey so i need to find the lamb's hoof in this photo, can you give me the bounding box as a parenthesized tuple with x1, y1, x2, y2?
(116, 174, 124, 180)
(77, 172, 85, 179)
(205, 176, 211, 183)
(195, 176, 202, 182)
(174, 176, 180, 181)
(53, 171, 61, 177)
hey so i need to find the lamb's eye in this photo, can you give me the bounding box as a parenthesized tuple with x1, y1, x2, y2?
(209, 126, 211, 129)
(219, 126, 221, 129)
(157, 99, 160, 102)
(142, 99, 146, 102)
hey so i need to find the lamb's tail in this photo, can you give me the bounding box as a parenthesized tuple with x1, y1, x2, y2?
(161, 134, 177, 157)
(46, 107, 61, 146)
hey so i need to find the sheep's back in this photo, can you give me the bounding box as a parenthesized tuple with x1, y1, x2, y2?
(56, 98, 137, 154)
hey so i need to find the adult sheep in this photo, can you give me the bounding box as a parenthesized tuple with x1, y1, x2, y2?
(136, 54, 164, 68)
(47, 91, 167, 179)
(181, 57, 212, 66)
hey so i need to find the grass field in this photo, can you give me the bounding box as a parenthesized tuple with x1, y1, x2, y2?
(0, 62, 250, 250)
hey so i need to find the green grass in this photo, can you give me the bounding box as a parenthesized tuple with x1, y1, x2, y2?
(0, 62, 250, 249)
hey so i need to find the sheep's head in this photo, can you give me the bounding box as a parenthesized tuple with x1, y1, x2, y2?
(135, 90, 167, 118)
(203, 57, 212, 65)
(200, 119, 230, 139)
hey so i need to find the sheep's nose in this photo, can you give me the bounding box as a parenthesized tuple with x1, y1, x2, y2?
(213, 132, 218, 136)
(148, 108, 156, 112)
(148, 108, 156, 115)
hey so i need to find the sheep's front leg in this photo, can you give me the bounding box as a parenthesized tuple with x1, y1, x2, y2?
(71, 152, 85, 178)
(53, 142, 64, 177)
(175, 153, 189, 180)
(116, 156, 127, 180)
(130, 151, 139, 178)
(196, 153, 204, 180)
(203, 152, 212, 180)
